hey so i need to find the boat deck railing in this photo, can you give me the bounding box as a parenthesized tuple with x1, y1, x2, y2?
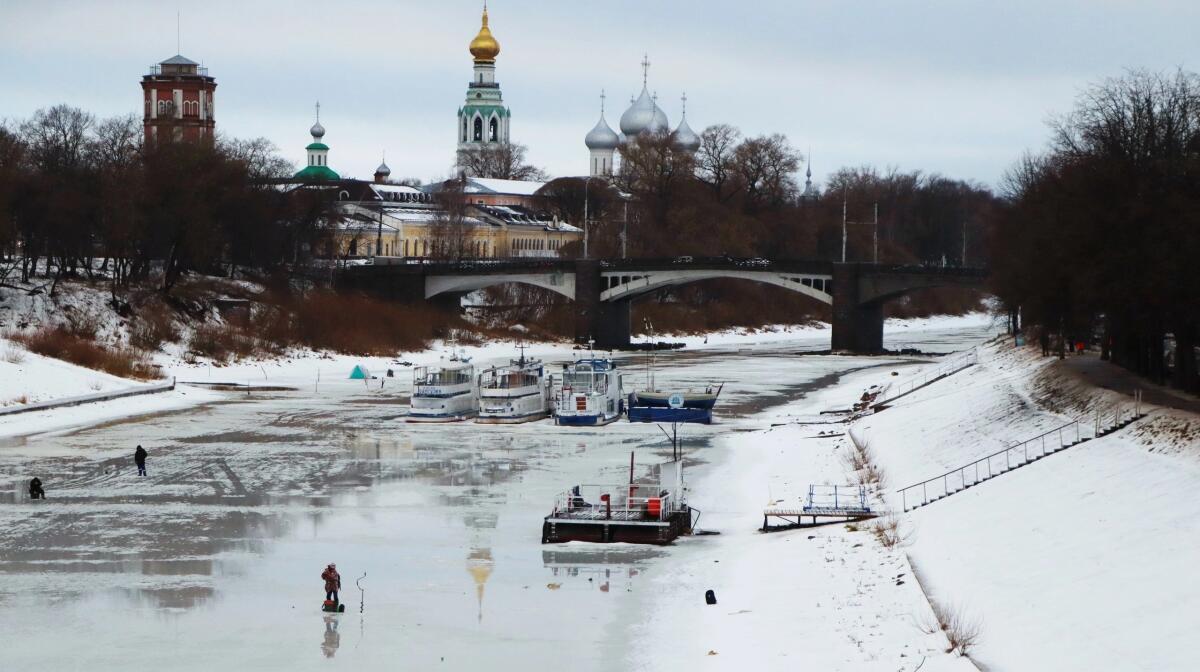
(550, 483, 683, 522)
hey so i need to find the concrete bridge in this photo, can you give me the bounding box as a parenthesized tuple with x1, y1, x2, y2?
(340, 257, 988, 353)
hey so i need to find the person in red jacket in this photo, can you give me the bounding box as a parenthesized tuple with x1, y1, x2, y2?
(322, 563, 341, 603)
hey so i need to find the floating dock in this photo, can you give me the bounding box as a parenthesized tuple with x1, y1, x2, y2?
(762, 484, 876, 531)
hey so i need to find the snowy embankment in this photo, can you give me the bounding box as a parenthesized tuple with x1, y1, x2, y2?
(628, 359, 977, 671)
(855, 342, 1200, 671)
(632, 311, 999, 350)
(0, 337, 218, 440)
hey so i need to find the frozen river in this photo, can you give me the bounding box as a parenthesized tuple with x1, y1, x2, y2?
(0, 320, 998, 670)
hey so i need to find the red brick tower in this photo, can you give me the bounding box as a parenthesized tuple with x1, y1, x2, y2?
(141, 54, 216, 144)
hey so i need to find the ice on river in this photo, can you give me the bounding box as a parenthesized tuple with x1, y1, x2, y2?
(0, 316, 998, 670)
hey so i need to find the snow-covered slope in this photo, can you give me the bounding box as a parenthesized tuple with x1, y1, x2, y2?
(0, 337, 157, 408)
(856, 342, 1200, 671)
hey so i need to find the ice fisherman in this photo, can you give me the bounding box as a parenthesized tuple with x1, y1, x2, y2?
(322, 563, 341, 603)
(134, 445, 148, 476)
(28, 477, 45, 500)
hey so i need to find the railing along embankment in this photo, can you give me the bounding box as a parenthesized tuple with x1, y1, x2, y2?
(896, 391, 1145, 512)
(870, 348, 979, 411)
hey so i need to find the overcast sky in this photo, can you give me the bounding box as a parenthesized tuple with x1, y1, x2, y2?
(1, 1, 1196, 189)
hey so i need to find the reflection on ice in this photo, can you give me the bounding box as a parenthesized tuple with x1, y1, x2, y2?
(321, 614, 340, 658)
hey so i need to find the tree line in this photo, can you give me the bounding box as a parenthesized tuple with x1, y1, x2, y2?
(991, 69, 1200, 390)
(0, 105, 337, 302)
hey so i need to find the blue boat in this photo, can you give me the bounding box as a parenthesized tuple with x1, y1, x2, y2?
(626, 403, 713, 424)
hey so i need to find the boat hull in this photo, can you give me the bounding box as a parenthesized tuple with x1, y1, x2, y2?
(627, 406, 713, 424)
(631, 391, 718, 410)
(554, 413, 621, 427)
(407, 410, 478, 423)
(476, 410, 549, 424)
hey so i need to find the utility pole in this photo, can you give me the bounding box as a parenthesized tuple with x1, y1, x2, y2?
(961, 220, 967, 267)
(841, 191, 848, 263)
(583, 176, 594, 259)
(621, 200, 628, 259)
(873, 202, 879, 264)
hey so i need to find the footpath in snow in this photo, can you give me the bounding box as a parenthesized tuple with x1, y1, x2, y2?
(855, 341, 1200, 671)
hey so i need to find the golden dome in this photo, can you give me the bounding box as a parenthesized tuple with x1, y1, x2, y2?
(469, 6, 500, 62)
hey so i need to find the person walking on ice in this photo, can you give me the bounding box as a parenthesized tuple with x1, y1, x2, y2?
(322, 563, 341, 603)
(29, 477, 45, 500)
(134, 445, 148, 476)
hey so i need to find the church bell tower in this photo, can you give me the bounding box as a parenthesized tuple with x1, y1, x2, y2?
(457, 4, 510, 151)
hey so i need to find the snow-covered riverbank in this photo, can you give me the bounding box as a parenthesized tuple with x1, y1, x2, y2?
(855, 341, 1200, 671)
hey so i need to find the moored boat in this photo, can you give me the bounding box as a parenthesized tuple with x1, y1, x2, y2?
(553, 357, 624, 426)
(476, 352, 550, 424)
(408, 357, 478, 422)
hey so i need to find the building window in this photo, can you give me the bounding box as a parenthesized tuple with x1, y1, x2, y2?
(489, 117, 498, 142)
(473, 117, 483, 142)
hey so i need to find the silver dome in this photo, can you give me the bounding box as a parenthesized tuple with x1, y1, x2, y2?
(674, 116, 700, 152)
(585, 116, 620, 151)
(619, 87, 657, 137)
(310, 121, 326, 139)
(375, 161, 391, 176)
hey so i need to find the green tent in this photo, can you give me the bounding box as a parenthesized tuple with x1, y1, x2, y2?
(349, 364, 371, 380)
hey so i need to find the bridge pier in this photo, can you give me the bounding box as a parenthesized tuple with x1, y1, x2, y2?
(575, 260, 631, 348)
(831, 264, 884, 353)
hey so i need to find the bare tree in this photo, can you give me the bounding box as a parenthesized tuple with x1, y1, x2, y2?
(221, 136, 295, 180)
(732, 133, 802, 211)
(428, 180, 473, 260)
(456, 142, 547, 181)
(695, 124, 742, 202)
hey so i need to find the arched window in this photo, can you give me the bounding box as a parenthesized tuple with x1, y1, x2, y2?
(488, 117, 498, 142)
(349, 238, 358, 256)
(462, 117, 468, 142)
(473, 116, 483, 142)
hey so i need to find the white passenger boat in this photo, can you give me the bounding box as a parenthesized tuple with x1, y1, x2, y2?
(477, 352, 550, 424)
(408, 356, 478, 422)
(553, 357, 624, 426)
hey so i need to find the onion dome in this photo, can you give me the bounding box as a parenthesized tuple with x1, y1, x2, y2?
(585, 92, 620, 150)
(674, 117, 700, 152)
(673, 94, 700, 152)
(375, 158, 391, 177)
(620, 87, 657, 137)
(310, 121, 325, 140)
(469, 6, 501, 62)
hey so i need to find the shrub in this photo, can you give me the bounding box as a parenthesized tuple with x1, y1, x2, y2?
(12, 327, 159, 380)
(2, 346, 25, 364)
(283, 291, 450, 355)
(130, 301, 180, 351)
(189, 321, 259, 362)
(843, 435, 887, 490)
(921, 602, 982, 657)
(870, 513, 909, 550)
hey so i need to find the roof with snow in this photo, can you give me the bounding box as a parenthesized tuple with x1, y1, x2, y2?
(463, 178, 547, 196)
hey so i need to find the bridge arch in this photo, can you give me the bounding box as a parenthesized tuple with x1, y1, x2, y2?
(424, 271, 576, 301)
(599, 269, 833, 305)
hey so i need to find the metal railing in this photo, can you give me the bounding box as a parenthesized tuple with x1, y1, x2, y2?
(551, 483, 679, 521)
(872, 349, 978, 408)
(897, 393, 1144, 512)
